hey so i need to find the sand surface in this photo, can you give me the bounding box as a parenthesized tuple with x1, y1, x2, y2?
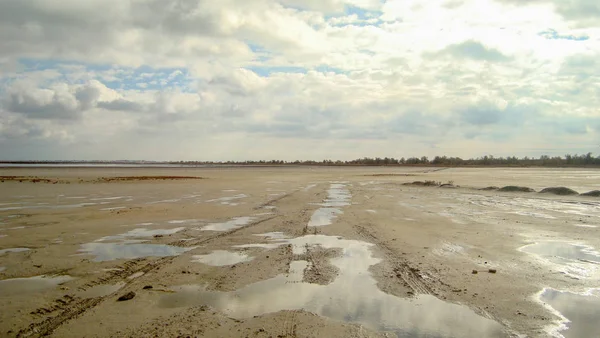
(1, 166, 599, 337)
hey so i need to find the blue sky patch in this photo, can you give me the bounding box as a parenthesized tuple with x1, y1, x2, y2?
(539, 29, 589, 41)
(15, 58, 193, 91)
(246, 66, 307, 77)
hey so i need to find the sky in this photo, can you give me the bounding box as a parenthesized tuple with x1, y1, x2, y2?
(0, 0, 599, 161)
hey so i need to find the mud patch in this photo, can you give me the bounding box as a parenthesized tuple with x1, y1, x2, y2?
(498, 186, 535, 193)
(539, 187, 579, 196)
(581, 190, 600, 197)
(77, 283, 125, 298)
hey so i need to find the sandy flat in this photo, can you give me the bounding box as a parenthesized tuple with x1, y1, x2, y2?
(1, 166, 600, 337)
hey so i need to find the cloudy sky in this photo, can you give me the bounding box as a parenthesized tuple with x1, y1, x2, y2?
(0, 0, 599, 161)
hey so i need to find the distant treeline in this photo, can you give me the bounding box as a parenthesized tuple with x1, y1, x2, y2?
(170, 153, 600, 167)
(5, 153, 600, 167)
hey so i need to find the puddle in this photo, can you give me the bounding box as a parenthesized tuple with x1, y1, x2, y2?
(206, 194, 248, 206)
(321, 183, 351, 207)
(521, 242, 600, 264)
(128, 271, 145, 279)
(458, 194, 600, 219)
(366, 209, 377, 214)
(168, 220, 200, 224)
(433, 243, 465, 256)
(307, 183, 351, 227)
(77, 282, 125, 298)
(101, 206, 126, 211)
(79, 242, 193, 262)
(97, 227, 185, 242)
(160, 234, 503, 337)
(520, 242, 600, 279)
(308, 208, 342, 227)
(147, 199, 181, 204)
(201, 217, 254, 231)
(540, 288, 600, 337)
(91, 196, 131, 201)
(513, 211, 556, 219)
(0, 247, 30, 255)
(192, 251, 253, 266)
(234, 243, 283, 250)
(255, 232, 289, 240)
(0, 202, 103, 211)
(0, 275, 75, 296)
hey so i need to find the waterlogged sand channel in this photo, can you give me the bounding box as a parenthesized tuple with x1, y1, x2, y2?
(1, 167, 600, 337)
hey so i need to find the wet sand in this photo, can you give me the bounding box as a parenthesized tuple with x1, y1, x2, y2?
(1, 166, 599, 337)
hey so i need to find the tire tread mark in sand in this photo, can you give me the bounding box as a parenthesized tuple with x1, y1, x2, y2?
(17, 187, 306, 337)
(254, 189, 301, 210)
(281, 310, 299, 337)
(353, 223, 432, 295)
(16, 216, 279, 338)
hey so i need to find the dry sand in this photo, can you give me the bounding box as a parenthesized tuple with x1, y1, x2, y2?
(1, 166, 599, 337)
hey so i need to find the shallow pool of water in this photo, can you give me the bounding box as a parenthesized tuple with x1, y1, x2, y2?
(520, 242, 600, 279)
(201, 217, 255, 231)
(79, 242, 193, 262)
(308, 208, 342, 227)
(161, 234, 503, 337)
(521, 242, 600, 264)
(97, 227, 185, 241)
(206, 194, 248, 206)
(320, 183, 351, 207)
(0, 247, 30, 255)
(192, 250, 253, 266)
(0, 275, 75, 296)
(541, 288, 600, 337)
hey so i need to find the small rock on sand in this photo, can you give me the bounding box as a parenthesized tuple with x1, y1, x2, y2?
(488, 269, 497, 274)
(472, 270, 478, 274)
(143, 285, 153, 290)
(117, 291, 136, 301)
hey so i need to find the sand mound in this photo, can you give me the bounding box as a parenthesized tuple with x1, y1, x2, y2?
(581, 190, 600, 197)
(480, 186, 499, 191)
(498, 186, 535, 193)
(402, 181, 440, 187)
(539, 187, 578, 196)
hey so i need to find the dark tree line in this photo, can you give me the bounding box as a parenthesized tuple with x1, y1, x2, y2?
(170, 153, 600, 167)
(4, 153, 600, 167)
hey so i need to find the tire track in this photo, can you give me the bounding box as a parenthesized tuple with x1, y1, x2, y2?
(16, 190, 304, 337)
(353, 223, 432, 295)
